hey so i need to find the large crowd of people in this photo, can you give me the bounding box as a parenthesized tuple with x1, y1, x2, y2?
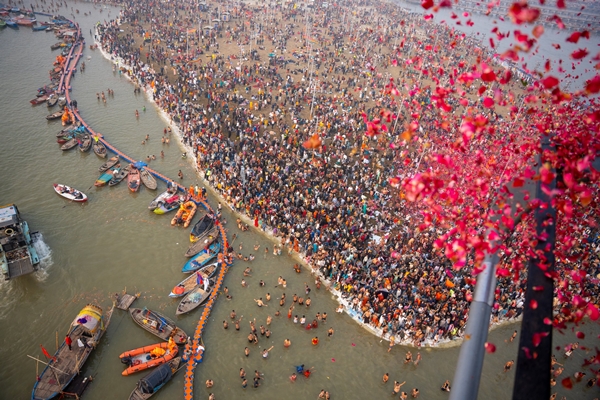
(93, 0, 600, 348)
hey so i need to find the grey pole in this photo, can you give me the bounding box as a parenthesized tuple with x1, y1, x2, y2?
(449, 251, 499, 400)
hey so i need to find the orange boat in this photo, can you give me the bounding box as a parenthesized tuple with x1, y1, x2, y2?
(119, 340, 178, 376)
(171, 201, 197, 228)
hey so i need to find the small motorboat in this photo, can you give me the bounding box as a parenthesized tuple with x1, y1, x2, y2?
(128, 167, 141, 192)
(184, 226, 220, 257)
(169, 261, 218, 298)
(79, 132, 92, 152)
(175, 279, 214, 315)
(129, 308, 187, 344)
(109, 164, 131, 186)
(95, 168, 117, 187)
(60, 137, 78, 151)
(30, 94, 50, 105)
(181, 240, 221, 273)
(98, 155, 119, 172)
(119, 341, 178, 376)
(57, 134, 74, 144)
(140, 169, 157, 190)
(53, 183, 88, 202)
(154, 194, 183, 215)
(92, 138, 107, 158)
(171, 201, 197, 228)
(148, 189, 178, 211)
(46, 110, 64, 120)
(47, 96, 58, 107)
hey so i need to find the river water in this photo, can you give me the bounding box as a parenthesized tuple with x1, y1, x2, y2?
(0, 2, 598, 400)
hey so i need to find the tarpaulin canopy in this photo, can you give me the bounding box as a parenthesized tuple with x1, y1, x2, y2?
(133, 161, 148, 169)
(139, 362, 173, 394)
(71, 304, 103, 333)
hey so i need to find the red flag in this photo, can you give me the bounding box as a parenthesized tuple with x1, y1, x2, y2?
(40, 345, 56, 361)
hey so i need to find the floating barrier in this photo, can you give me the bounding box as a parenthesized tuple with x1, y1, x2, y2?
(54, 18, 232, 400)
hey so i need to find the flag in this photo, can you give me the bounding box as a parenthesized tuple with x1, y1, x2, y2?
(187, 28, 197, 34)
(196, 272, 203, 285)
(40, 345, 56, 361)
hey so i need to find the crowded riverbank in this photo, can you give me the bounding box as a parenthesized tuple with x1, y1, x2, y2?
(90, 0, 600, 351)
(0, 0, 598, 399)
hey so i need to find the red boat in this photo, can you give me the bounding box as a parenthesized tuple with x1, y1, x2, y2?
(30, 95, 50, 105)
(15, 18, 36, 26)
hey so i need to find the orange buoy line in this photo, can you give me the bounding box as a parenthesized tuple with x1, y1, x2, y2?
(57, 19, 232, 400)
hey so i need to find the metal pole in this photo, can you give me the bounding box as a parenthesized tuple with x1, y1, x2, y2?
(449, 251, 499, 400)
(512, 137, 556, 400)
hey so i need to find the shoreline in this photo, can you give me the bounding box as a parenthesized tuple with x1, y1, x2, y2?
(94, 23, 522, 349)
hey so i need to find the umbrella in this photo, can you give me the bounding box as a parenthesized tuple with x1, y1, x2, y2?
(133, 161, 148, 169)
(375, 288, 390, 298)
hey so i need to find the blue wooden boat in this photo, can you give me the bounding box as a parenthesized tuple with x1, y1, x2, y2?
(32, 25, 47, 31)
(94, 168, 117, 187)
(5, 19, 18, 28)
(181, 241, 221, 273)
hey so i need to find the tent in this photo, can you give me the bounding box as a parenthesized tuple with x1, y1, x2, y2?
(139, 362, 173, 394)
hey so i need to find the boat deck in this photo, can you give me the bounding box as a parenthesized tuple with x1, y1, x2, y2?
(33, 326, 93, 400)
(7, 258, 36, 278)
(62, 374, 93, 398)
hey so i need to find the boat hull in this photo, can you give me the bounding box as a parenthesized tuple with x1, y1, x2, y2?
(119, 342, 178, 376)
(53, 184, 88, 202)
(129, 308, 188, 345)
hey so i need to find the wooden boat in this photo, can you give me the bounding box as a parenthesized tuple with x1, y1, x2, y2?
(181, 240, 221, 273)
(92, 138, 107, 158)
(128, 357, 181, 400)
(31, 303, 114, 400)
(15, 17, 34, 26)
(184, 226, 220, 257)
(5, 19, 18, 28)
(30, 95, 50, 105)
(60, 137, 78, 151)
(98, 155, 119, 172)
(95, 168, 116, 187)
(140, 169, 157, 190)
(78, 133, 92, 152)
(189, 213, 214, 243)
(46, 97, 58, 107)
(119, 341, 178, 376)
(53, 183, 87, 202)
(0, 19, 5, 28)
(175, 279, 214, 315)
(46, 110, 64, 120)
(32, 25, 47, 31)
(170, 201, 197, 228)
(109, 164, 130, 186)
(169, 261, 218, 298)
(56, 135, 73, 144)
(128, 167, 141, 192)
(129, 308, 187, 345)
